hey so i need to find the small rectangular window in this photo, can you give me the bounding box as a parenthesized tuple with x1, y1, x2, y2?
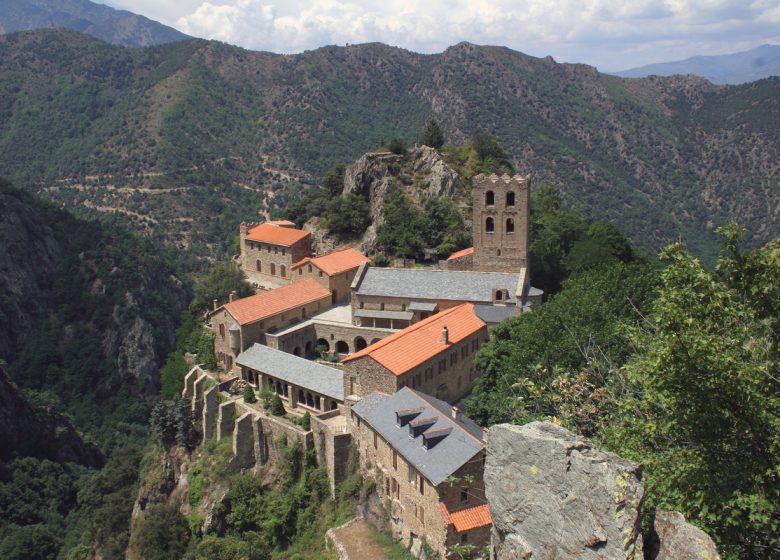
(393, 451, 398, 470)
(373, 432, 378, 449)
(460, 487, 469, 503)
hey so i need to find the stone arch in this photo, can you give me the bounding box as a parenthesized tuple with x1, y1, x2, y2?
(293, 346, 302, 357)
(506, 191, 515, 206)
(370, 338, 381, 345)
(485, 190, 495, 206)
(436, 384, 450, 402)
(354, 337, 367, 351)
(298, 389, 305, 404)
(304, 341, 313, 357)
(335, 340, 349, 354)
(317, 338, 329, 352)
(485, 217, 495, 234)
(506, 218, 515, 234)
(306, 392, 314, 408)
(330, 400, 338, 411)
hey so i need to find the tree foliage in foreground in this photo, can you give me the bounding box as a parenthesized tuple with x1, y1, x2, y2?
(601, 226, 780, 559)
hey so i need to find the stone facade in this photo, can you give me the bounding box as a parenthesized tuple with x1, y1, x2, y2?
(239, 223, 312, 289)
(349, 408, 489, 558)
(291, 263, 358, 305)
(240, 364, 342, 414)
(472, 174, 530, 273)
(311, 410, 355, 498)
(342, 330, 487, 403)
(211, 294, 331, 372)
(266, 321, 392, 358)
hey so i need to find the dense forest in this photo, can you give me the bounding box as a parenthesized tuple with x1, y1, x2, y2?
(1, 29, 779, 263)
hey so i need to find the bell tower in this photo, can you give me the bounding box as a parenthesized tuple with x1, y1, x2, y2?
(471, 173, 530, 273)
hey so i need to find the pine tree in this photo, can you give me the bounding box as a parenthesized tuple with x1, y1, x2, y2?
(419, 119, 444, 149)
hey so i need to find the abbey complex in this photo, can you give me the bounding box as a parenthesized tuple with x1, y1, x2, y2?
(182, 172, 540, 558)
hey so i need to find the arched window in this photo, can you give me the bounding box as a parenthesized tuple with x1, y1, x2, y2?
(506, 191, 515, 206)
(256, 260, 261, 272)
(280, 265, 286, 278)
(506, 218, 515, 234)
(485, 190, 495, 205)
(219, 324, 225, 339)
(486, 217, 495, 234)
(271, 263, 276, 275)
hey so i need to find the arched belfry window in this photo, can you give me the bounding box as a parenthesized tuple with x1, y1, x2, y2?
(506, 218, 515, 234)
(506, 191, 515, 206)
(486, 217, 495, 234)
(486, 191, 495, 206)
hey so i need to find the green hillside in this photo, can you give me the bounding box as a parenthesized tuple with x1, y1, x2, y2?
(1, 29, 779, 262)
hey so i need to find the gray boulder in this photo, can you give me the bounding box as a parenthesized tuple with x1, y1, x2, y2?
(646, 511, 721, 560)
(486, 422, 644, 560)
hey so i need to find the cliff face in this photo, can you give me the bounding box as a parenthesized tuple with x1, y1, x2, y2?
(0, 181, 188, 401)
(0, 367, 102, 466)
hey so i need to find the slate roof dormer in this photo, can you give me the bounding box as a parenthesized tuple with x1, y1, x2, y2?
(352, 387, 485, 486)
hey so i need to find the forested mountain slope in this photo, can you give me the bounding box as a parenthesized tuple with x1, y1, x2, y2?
(0, 0, 189, 47)
(1, 29, 779, 261)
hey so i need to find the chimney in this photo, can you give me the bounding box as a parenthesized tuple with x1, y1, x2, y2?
(451, 405, 460, 420)
(212, 298, 218, 311)
(240, 222, 250, 235)
(441, 325, 449, 344)
(229, 290, 238, 303)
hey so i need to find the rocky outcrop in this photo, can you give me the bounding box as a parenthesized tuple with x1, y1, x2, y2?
(485, 422, 644, 560)
(646, 511, 721, 560)
(0, 367, 103, 467)
(332, 146, 464, 253)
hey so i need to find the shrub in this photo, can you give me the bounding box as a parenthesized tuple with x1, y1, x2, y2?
(243, 386, 256, 404)
(300, 412, 311, 431)
(386, 137, 407, 155)
(270, 394, 285, 416)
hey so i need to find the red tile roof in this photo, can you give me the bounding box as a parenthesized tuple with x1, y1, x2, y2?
(447, 247, 474, 261)
(439, 503, 492, 532)
(341, 303, 486, 375)
(246, 222, 310, 246)
(292, 248, 370, 276)
(223, 279, 330, 326)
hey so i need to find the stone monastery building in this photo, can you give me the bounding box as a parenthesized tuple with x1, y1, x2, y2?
(201, 173, 539, 558)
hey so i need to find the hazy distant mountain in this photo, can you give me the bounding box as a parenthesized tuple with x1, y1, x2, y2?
(0, 0, 189, 47)
(615, 44, 780, 85)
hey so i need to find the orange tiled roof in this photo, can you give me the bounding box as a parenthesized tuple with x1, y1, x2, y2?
(340, 303, 486, 375)
(246, 222, 310, 246)
(439, 503, 492, 532)
(292, 248, 370, 276)
(447, 247, 474, 261)
(223, 278, 330, 325)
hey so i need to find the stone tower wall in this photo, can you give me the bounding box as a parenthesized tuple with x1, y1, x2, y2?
(472, 173, 530, 273)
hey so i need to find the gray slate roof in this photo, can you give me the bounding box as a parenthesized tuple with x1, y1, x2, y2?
(354, 309, 414, 321)
(236, 344, 344, 401)
(408, 301, 437, 312)
(473, 304, 518, 324)
(356, 267, 521, 305)
(352, 387, 484, 485)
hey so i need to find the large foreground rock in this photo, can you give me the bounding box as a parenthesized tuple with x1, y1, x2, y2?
(486, 422, 644, 560)
(646, 511, 721, 560)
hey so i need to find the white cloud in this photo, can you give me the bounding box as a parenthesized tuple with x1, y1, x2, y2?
(105, 0, 780, 70)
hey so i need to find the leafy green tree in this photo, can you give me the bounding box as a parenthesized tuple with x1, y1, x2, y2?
(300, 411, 311, 431)
(465, 262, 658, 429)
(322, 163, 347, 196)
(419, 119, 444, 149)
(423, 198, 470, 256)
(134, 504, 190, 560)
(159, 352, 189, 399)
(190, 262, 252, 314)
(326, 194, 370, 235)
(564, 221, 634, 274)
(457, 134, 514, 177)
(150, 397, 196, 449)
(601, 231, 780, 559)
(243, 386, 256, 403)
(0, 523, 61, 560)
(377, 192, 427, 258)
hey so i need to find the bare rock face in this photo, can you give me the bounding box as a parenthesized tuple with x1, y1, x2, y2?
(485, 422, 644, 560)
(646, 511, 721, 560)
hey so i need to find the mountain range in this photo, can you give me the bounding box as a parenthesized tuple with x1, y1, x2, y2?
(0, 29, 778, 264)
(616, 44, 780, 85)
(0, 0, 189, 47)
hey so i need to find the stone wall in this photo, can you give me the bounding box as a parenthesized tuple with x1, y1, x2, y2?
(443, 253, 473, 271)
(266, 320, 393, 357)
(239, 229, 312, 289)
(293, 265, 359, 304)
(311, 410, 355, 498)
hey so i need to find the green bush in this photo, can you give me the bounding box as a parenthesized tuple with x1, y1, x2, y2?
(386, 137, 407, 155)
(270, 394, 285, 416)
(243, 386, 256, 404)
(325, 194, 370, 235)
(300, 412, 311, 431)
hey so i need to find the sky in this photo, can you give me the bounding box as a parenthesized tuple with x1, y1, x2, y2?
(103, 0, 780, 71)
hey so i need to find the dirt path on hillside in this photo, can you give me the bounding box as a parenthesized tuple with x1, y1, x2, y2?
(329, 517, 391, 560)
